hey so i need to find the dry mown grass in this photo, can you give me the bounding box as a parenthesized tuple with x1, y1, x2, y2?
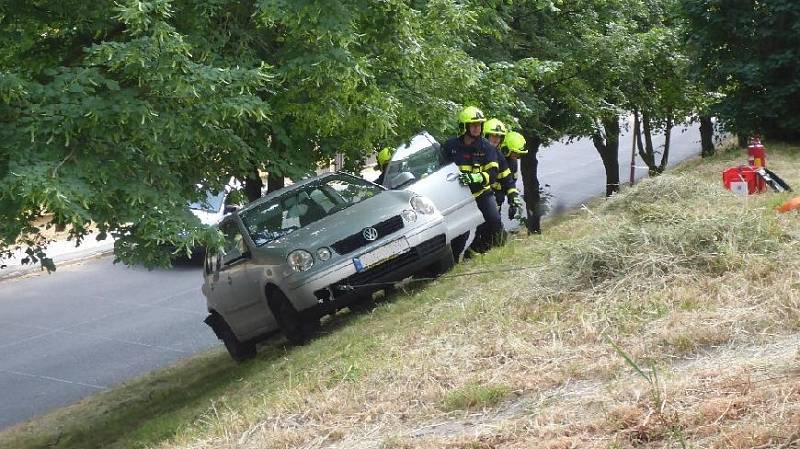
(3, 144, 800, 449)
(148, 145, 800, 448)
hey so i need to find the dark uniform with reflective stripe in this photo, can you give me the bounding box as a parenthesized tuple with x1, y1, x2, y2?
(493, 153, 519, 206)
(443, 135, 505, 255)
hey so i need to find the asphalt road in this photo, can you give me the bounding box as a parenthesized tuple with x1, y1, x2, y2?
(0, 121, 702, 431)
(0, 261, 217, 430)
(537, 120, 703, 213)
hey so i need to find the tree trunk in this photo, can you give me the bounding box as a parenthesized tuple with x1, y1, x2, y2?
(519, 135, 542, 234)
(738, 134, 748, 148)
(642, 112, 658, 176)
(266, 173, 285, 193)
(699, 115, 715, 157)
(635, 111, 653, 169)
(591, 116, 621, 197)
(658, 113, 672, 173)
(244, 168, 263, 202)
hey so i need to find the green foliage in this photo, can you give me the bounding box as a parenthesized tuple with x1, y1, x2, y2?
(680, 0, 800, 139)
(0, 0, 481, 268)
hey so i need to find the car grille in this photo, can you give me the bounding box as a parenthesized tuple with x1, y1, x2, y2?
(331, 215, 405, 255)
(336, 234, 446, 288)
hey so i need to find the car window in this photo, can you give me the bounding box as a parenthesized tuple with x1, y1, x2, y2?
(189, 190, 225, 213)
(384, 143, 447, 187)
(309, 187, 337, 212)
(241, 173, 383, 246)
(219, 221, 247, 265)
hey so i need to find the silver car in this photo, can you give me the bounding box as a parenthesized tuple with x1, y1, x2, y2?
(381, 132, 483, 257)
(202, 172, 456, 360)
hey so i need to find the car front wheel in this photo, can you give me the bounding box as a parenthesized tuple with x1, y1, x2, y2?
(270, 289, 319, 345)
(420, 249, 455, 279)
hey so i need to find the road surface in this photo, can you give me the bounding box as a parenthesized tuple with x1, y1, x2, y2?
(0, 122, 702, 430)
(0, 261, 216, 429)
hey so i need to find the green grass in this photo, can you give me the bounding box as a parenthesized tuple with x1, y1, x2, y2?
(3, 139, 800, 449)
(440, 383, 512, 412)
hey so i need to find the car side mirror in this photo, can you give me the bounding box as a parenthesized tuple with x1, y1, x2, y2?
(388, 171, 416, 189)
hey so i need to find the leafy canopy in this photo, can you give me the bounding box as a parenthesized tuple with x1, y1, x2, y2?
(0, 0, 481, 269)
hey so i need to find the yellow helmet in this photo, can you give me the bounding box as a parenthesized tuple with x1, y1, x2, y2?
(483, 118, 508, 136)
(377, 147, 393, 168)
(457, 106, 486, 135)
(502, 131, 528, 155)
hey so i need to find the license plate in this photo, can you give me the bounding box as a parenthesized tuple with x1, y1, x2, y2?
(353, 238, 410, 272)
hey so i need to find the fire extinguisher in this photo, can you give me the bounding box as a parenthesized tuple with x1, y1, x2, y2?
(748, 136, 766, 168)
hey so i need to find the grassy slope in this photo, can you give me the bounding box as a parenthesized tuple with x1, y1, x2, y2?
(3, 143, 800, 449)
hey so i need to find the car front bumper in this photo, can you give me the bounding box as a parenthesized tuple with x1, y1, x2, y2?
(285, 219, 450, 314)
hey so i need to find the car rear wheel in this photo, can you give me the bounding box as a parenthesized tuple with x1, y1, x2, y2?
(270, 290, 319, 345)
(204, 313, 257, 362)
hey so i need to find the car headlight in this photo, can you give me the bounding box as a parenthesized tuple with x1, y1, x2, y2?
(410, 195, 436, 215)
(317, 247, 332, 261)
(287, 249, 314, 272)
(401, 209, 418, 223)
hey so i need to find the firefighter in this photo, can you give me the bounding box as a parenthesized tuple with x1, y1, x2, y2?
(483, 119, 522, 219)
(443, 106, 506, 257)
(498, 130, 527, 219)
(374, 147, 393, 185)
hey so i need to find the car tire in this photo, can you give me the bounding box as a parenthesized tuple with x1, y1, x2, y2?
(420, 250, 455, 279)
(348, 294, 374, 313)
(205, 313, 257, 362)
(271, 290, 318, 345)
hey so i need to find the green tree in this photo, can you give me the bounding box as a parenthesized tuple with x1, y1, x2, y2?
(0, 0, 482, 270)
(0, 0, 272, 269)
(680, 0, 800, 140)
(469, 0, 635, 222)
(624, 3, 707, 176)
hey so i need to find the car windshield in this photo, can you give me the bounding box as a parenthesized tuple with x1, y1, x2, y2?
(188, 190, 225, 212)
(240, 174, 383, 246)
(384, 141, 446, 188)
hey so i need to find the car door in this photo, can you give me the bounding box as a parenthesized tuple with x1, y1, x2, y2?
(383, 132, 483, 242)
(209, 219, 274, 339)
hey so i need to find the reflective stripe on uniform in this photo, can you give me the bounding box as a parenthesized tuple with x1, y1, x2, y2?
(482, 161, 499, 171)
(492, 182, 502, 191)
(497, 168, 511, 179)
(507, 187, 519, 195)
(458, 165, 473, 173)
(472, 186, 491, 197)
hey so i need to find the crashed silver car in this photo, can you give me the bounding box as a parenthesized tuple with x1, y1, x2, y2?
(202, 172, 456, 360)
(382, 132, 483, 257)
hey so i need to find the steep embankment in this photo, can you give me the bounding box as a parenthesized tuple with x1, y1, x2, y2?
(3, 144, 799, 449)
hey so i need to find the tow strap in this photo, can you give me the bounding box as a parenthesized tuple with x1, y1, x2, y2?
(338, 265, 537, 291)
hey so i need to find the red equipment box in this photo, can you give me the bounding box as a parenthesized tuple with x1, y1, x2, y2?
(723, 165, 765, 195)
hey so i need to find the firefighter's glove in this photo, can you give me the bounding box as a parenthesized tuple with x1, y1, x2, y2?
(508, 194, 523, 220)
(459, 172, 485, 186)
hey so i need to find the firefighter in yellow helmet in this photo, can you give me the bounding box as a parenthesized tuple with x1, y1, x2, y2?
(483, 119, 523, 219)
(443, 106, 506, 258)
(374, 147, 394, 185)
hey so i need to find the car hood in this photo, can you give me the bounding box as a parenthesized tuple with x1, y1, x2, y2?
(263, 189, 415, 253)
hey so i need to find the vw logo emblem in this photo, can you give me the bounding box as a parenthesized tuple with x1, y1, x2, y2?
(362, 227, 379, 241)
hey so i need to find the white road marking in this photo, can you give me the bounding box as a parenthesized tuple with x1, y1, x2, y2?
(0, 368, 107, 390)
